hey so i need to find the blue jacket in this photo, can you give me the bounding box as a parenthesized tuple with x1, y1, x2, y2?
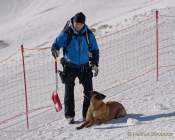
(52, 19, 99, 66)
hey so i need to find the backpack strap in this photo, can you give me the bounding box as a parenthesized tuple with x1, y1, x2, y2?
(85, 29, 92, 59)
(85, 30, 90, 48)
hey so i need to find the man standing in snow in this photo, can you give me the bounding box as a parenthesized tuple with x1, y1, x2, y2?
(51, 12, 99, 124)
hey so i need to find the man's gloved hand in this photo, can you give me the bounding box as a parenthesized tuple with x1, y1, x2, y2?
(91, 62, 98, 77)
(51, 47, 60, 59)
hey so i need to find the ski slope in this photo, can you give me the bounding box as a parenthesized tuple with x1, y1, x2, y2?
(0, 0, 175, 140)
(0, 0, 170, 59)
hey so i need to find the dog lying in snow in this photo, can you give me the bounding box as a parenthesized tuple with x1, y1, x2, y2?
(76, 91, 127, 129)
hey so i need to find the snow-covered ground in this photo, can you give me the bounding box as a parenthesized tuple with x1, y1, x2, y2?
(0, 0, 175, 140)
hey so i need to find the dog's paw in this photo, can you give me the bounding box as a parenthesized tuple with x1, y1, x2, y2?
(76, 126, 82, 130)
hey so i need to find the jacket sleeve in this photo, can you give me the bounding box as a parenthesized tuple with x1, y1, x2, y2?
(89, 32, 99, 66)
(51, 32, 68, 51)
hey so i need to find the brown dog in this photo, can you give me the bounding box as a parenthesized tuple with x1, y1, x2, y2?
(76, 91, 127, 130)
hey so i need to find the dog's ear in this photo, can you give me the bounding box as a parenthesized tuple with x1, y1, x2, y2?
(91, 91, 101, 95)
(93, 91, 106, 100)
(96, 94, 106, 100)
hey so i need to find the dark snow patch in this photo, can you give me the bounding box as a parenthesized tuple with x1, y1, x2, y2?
(0, 40, 9, 49)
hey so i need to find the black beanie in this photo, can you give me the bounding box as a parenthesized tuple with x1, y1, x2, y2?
(74, 12, 86, 24)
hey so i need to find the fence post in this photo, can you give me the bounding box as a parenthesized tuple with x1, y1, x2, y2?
(21, 44, 29, 129)
(156, 10, 159, 81)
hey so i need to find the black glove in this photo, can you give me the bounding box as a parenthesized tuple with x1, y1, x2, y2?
(51, 46, 60, 59)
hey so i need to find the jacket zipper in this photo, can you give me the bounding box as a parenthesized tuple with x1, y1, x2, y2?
(78, 37, 81, 65)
